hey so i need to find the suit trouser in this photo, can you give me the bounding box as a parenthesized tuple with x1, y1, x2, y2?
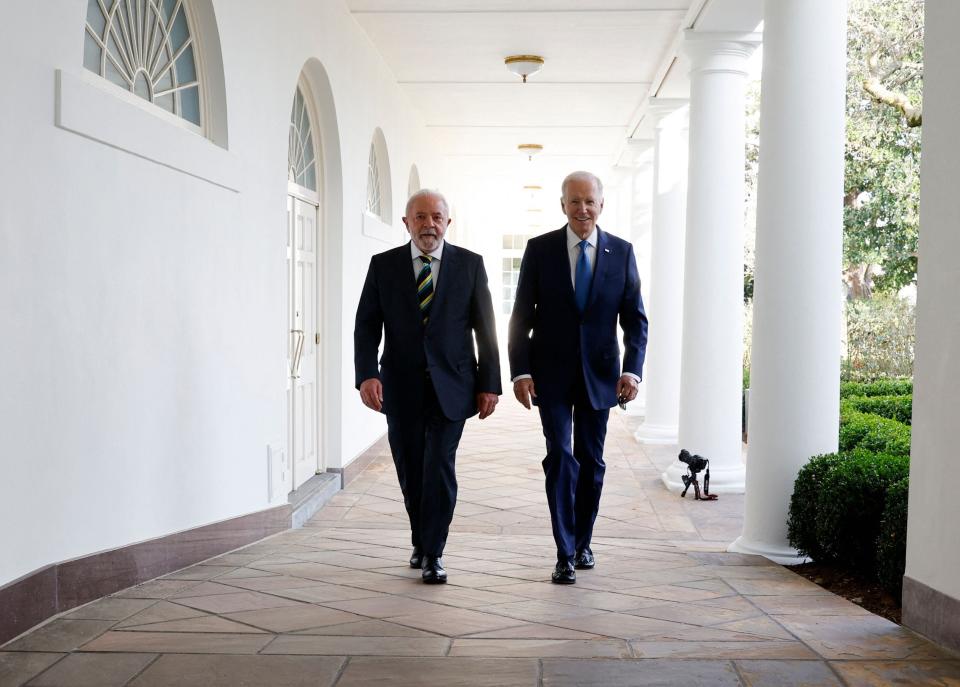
(538, 374, 609, 561)
(386, 378, 465, 558)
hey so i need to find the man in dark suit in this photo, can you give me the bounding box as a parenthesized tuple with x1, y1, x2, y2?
(509, 171, 648, 584)
(354, 190, 501, 584)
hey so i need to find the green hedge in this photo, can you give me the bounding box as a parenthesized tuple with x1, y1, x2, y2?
(789, 381, 913, 595)
(814, 449, 910, 573)
(840, 379, 913, 398)
(877, 477, 909, 594)
(839, 408, 912, 456)
(841, 395, 912, 425)
(787, 453, 846, 561)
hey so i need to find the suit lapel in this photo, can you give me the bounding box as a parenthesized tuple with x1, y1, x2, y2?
(396, 242, 421, 321)
(556, 227, 579, 311)
(586, 227, 610, 312)
(425, 242, 458, 329)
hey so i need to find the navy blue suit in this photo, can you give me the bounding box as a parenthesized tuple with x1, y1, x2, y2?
(355, 241, 500, 556)
(508, 226, 647, 559)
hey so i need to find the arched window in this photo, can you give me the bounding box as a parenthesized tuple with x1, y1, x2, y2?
(288, 84, 317, 193)
(366, 142, 382, 218)
(83, 0, 203, 127)
(364, 128, 392, 225)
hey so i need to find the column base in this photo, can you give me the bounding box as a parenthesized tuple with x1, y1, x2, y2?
(727, 535, 809, 565)
(634, 422, 678, 445)
(661, 460, 745, 494)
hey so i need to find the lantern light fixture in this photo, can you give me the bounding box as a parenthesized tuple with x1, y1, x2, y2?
(505, 55, 544, 83)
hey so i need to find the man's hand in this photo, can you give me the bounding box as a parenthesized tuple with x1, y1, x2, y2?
(359, 378, 383, 412)
(615, 375, 639, 404)
(513, 378, 536, 410)
(477, 392, 498, 420)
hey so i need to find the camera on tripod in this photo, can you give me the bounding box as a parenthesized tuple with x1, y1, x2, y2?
(678, 449, 718, 501)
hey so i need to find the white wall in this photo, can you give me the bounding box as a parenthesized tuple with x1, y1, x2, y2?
(0, 0, 438, 586)
(905, 0, 960, 604)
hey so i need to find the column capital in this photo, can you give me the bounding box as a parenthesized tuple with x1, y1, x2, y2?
(682, 29, 761, 76)
(646, 97, 689, 128)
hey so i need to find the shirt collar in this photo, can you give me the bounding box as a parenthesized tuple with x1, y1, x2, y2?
(566, 225, 597, 250)
(410, 239, 444, 262)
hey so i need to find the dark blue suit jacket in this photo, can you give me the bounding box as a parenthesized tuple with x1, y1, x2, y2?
(508, 226, 648, 409)
(354, 241, 501, 421)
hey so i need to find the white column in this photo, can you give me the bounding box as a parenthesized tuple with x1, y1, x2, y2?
(636, 98, 688, 444)
(668, 32, 758, 493)
(623, 155, 653, 417)
(730, 1, 846, 562)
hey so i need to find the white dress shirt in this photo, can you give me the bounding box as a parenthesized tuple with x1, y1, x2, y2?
(567, 225, 596, 286)
(410, 239, 443, 288)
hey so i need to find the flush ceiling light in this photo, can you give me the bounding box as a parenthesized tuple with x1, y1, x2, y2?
(505, 55, 544, 83)
(523, 185, 543, 191)
(518, 143, 543, 161)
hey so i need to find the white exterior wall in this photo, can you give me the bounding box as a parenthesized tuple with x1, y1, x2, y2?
(0, 0, 437, 586)
(905, 0, 960, 604)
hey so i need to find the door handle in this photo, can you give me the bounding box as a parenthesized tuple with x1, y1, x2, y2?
(290, 329, 305, 378)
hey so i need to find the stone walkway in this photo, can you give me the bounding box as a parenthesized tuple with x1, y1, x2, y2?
(2, 403, 959, 686)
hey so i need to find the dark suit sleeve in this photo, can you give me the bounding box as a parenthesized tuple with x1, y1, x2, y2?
(508, 244, 537, 379)
(354, 257, 384, 389)
(471, 257, 502, 395)
(620, 244, 649, 379)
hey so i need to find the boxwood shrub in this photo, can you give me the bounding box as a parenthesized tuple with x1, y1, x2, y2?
(787, 453, 846, 561)
(877, 476, 909, 594)
(839, 406, 911, 455)
(840, 379, 913, 398)
(842, 395, 912, 425)
(814, 449, 910, 573)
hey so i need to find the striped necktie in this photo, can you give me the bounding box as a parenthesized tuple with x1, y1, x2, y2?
(417, 255, 434, 324)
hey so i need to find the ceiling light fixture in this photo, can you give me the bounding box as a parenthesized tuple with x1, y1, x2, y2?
(518, 143, 543, 161)
(505, 55, 544, 83)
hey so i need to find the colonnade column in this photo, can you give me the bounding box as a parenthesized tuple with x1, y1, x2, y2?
(622, 152, 654, 418)
(636, 98, 688, 445)
(730, 0, 846, 562)
(668, 31, 758, 492)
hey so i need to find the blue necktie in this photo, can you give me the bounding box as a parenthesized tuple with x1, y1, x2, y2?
(574, 239, 591, 312)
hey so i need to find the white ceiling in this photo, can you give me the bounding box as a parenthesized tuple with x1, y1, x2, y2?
(346, 0, 762, 231)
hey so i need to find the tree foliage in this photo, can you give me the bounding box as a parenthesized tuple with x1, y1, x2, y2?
(844, 0, 923, 294)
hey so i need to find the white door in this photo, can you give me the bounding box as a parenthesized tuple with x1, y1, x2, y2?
(287, 194, 321, 491)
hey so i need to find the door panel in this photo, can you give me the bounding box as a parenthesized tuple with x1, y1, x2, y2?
(288, 195, 321, 491)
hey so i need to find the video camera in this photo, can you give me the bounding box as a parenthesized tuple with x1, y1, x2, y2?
(678, 449, 718, 501)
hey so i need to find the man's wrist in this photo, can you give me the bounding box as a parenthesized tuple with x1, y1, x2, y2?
(512, 374, 532, 383)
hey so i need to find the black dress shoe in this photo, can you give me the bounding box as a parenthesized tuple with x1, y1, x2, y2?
(421, 556, 447, 584)
(551, 559, 576, 585)
(409, 548, 422, 569)
(575, 547, 595, 570)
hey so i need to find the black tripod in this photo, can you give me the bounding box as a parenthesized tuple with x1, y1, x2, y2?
(680, 461, 718, 501)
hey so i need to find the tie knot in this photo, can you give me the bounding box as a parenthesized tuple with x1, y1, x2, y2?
(420, 255, 433, 265)
(579, 240, 589, 251)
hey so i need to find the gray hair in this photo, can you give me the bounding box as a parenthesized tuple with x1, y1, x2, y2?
(405, 189, 450, 218)
(561, 171, 604, 199)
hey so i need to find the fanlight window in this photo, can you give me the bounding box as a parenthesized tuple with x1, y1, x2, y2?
(83, 0, 202, 126)
(288, 86, 317, 192)
(366, 143, 382, 218)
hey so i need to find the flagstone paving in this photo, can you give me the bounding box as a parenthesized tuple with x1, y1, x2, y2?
(3, 403, 958, 685)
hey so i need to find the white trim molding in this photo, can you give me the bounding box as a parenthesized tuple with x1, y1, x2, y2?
(55, 69, 239, 192)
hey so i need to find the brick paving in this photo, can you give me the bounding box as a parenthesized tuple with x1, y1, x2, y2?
(2, 402, 958, 685)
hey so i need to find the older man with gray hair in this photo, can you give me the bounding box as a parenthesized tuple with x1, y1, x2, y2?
(354, 189, 501, 584)
(509, 171, 648, 584)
